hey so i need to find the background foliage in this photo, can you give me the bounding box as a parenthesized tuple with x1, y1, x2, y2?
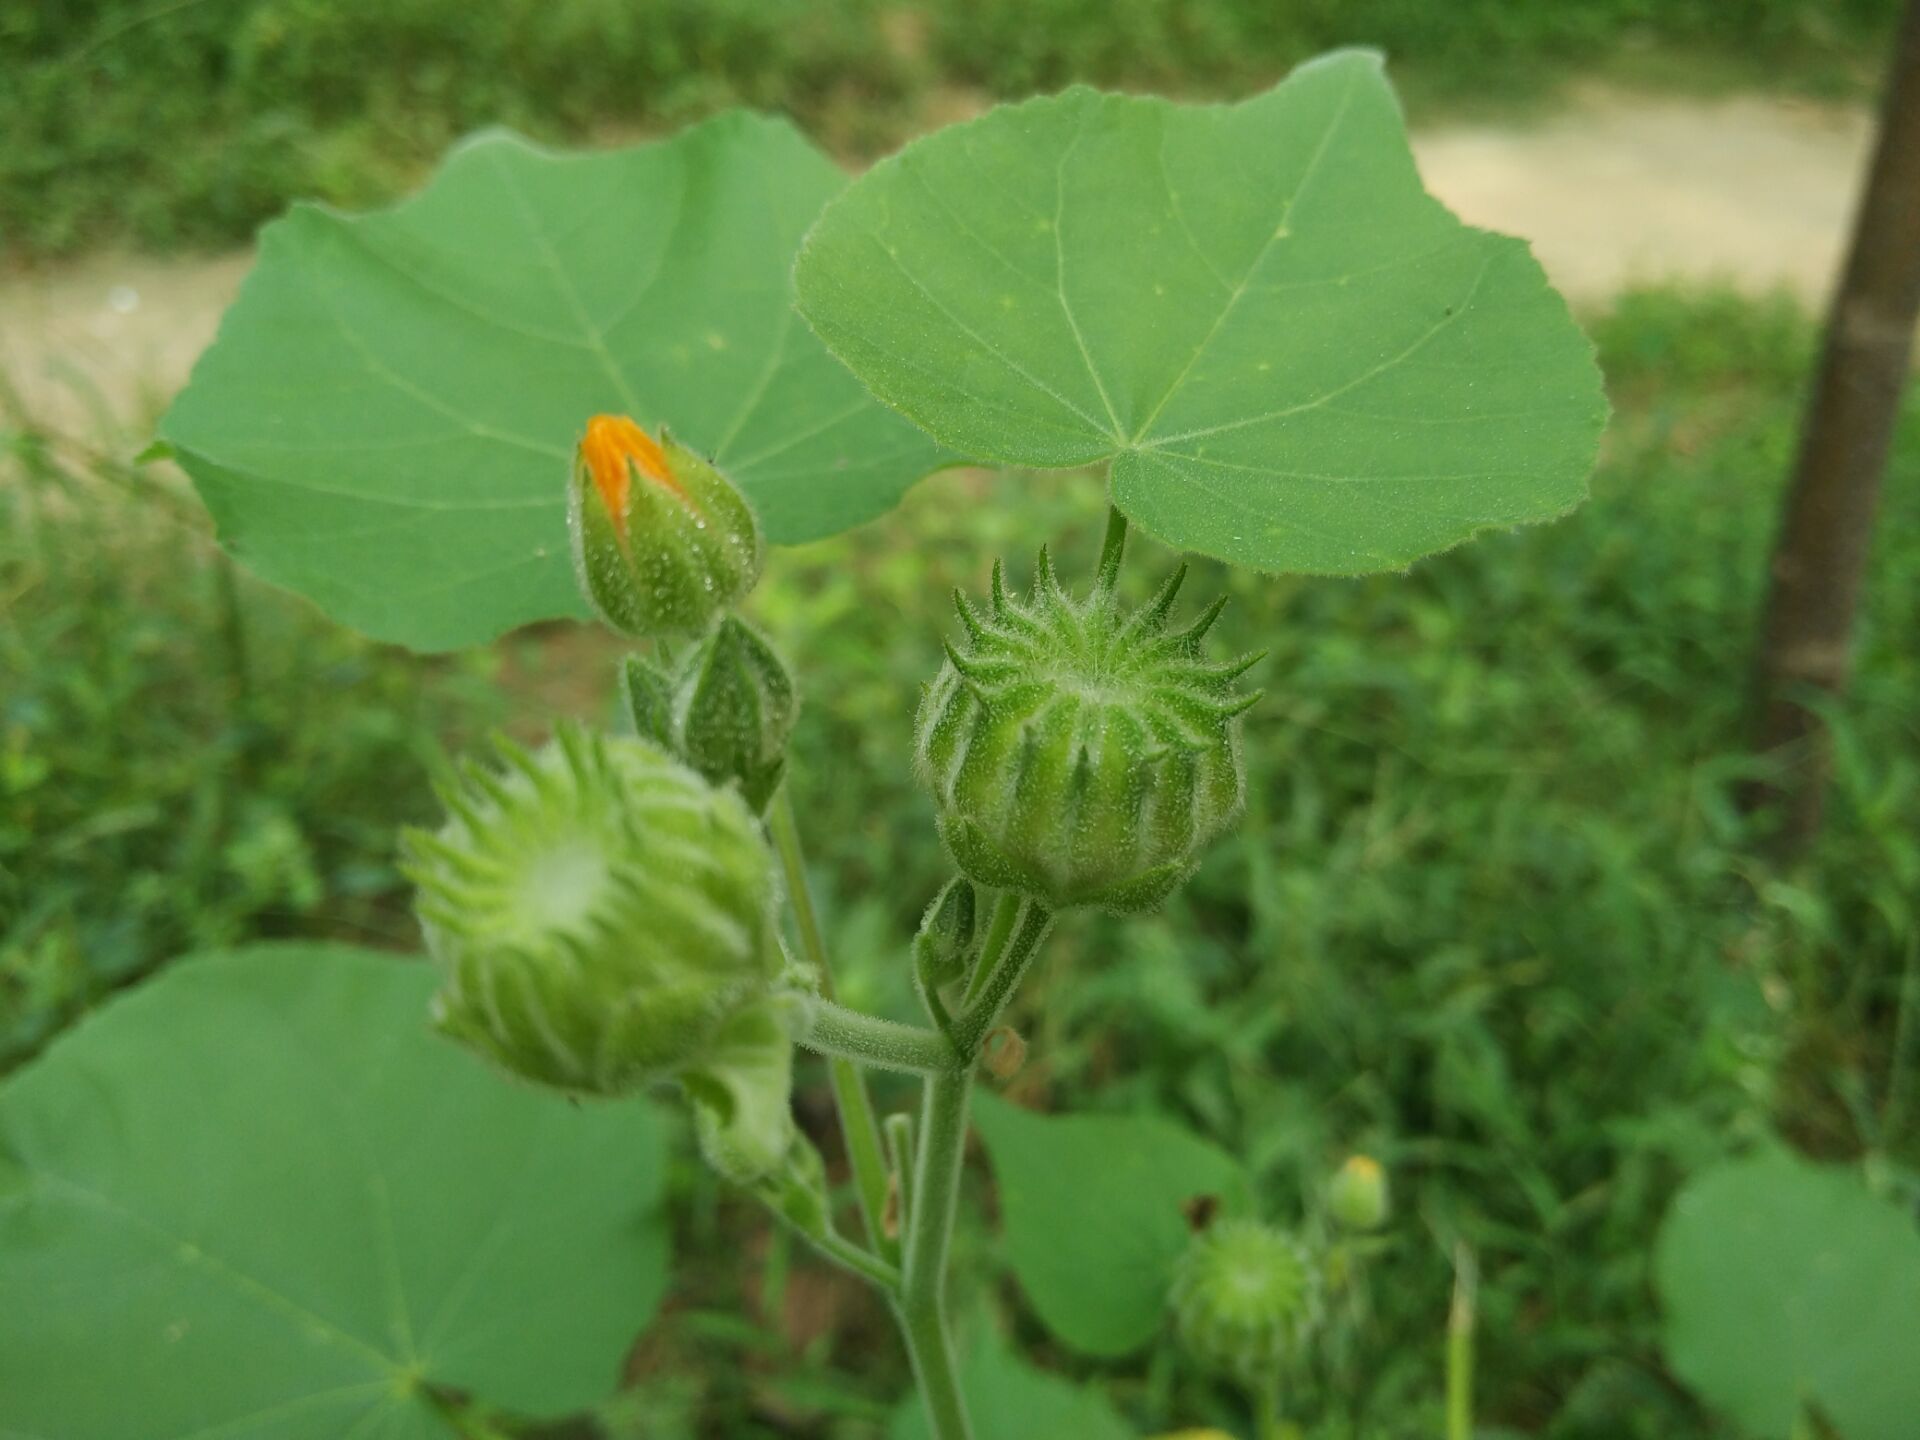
(7, 281, 1916, 1435)
(0, 0, 1902, 260)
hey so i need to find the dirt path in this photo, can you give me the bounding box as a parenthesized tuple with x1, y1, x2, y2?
(0, 85, 1873, 440)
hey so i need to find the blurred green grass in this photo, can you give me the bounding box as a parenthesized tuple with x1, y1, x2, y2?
(6, 285, 1914, 1436)
(0, 0, 1902, 260)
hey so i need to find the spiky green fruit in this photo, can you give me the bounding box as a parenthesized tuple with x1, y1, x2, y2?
(623, 616, 796, 812)
(1169, 1220, 1322, 1383)
(570, 413, 763, 638)
(915, 546, 1259, 912)
(402, 727, 799, 1176)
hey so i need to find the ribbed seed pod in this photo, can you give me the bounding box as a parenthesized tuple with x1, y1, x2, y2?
(569, 413, 763, 638)
(915, 545, 1259, 912)
(1169, 1219, 1322, 1383)
(402, 727, 800, 1175)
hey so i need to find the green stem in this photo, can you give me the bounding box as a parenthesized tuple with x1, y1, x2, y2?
(808, 1225, 903, 1291)
(896, 1067, 975, 1440)
(961, 892, 1019, 1008)
(800, 999, 958, 1074)
(1253, 1378, 1283, 1440)
(769, 785, 898, 1263)
(1096, 504, 1128, 590)
(953, 901, 1053, 1058)
(1447, 1241, 1477, 1440)
(886, 1110, 917, 1236)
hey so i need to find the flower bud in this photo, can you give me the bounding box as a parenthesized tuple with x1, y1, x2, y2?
(916, 545, 1259, 912)
(1169, 1219, 1322, 1383)
(621, 617, 797, 813)
(1328, 1154, 1390, 1232)
(912, 875, 978, 989)
(570, 413, 763, 637)
(402, 726, 801, 1176)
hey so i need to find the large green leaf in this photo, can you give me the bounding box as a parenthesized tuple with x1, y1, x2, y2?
(161, 114, 952, 651)
(889, 1326, 1134, 1440)
(795, 50, 1605, 574)
(1655, 1150, 1920, 1440)
(973, 1092, 1248, 1357)
(0, 944, 670, 1439)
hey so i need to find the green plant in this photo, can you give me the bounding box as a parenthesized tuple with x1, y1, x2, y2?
(6, 49, 1670, 1440)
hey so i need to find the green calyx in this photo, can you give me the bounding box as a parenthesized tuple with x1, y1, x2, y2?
(912, 875, 979, 990)
(402, 726, 803, 1176)
(623, 616, 797, 813)
(916, 541, 1259, 913)
(1169, 1219, 1322, 1383)
(570, 414, 764, 639)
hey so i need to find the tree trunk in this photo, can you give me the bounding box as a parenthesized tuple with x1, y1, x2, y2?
(1750, 0, 1920, 852)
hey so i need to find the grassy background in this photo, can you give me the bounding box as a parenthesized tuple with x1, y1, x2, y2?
(6, 286, 1916, 1435)
(0, 0, 1901, 260)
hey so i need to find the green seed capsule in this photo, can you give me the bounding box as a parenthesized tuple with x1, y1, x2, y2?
(1328, 1154, 1391, 1232)
(402, 726, 799, 1176)
(1169, 1219, 1322, 1383)
(570, 413, 764, 638)
(916, 545, 1259, 912)
(622, 617, 797, 813)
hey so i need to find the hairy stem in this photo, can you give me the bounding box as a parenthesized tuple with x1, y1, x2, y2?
(807, 1225, 902, 1291)
(961, 892, 1020, 1008)
(769, 785, 898, 1263)
(1096, 503, 1129, 591)
(896, 1067, 975, 1440)
(953, 901, 1053, 1059)
(799, 999, 959, 1074)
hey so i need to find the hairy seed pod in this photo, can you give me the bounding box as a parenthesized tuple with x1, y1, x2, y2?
(623, 617, 797, 813)
(402, 726, 800, 1176)
(1327, 1154, 1391, 1232)
(570, 413, 763, 637)
(1169, 1219, 1322, 1383)
(915, 546, 1259, 912)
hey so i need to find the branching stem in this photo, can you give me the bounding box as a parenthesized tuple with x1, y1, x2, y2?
(769, 785, 898, 1262)
(800, 999, 959, 1074)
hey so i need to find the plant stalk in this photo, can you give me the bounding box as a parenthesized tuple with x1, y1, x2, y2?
(800, 999, 958, 1074)
(1447, 1241, 1478, 1440)
(954, 901, 1053, 1058)
(769, 785, 899, 1263)
(895, 1066, 976, 1440)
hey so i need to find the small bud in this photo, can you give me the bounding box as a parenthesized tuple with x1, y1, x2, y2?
(675, 617, 797, 812)
(569, 413, 763, 637)
(917, 551, 1258, 913)
(912, 876, 978, 989)
(981, 1026, 1027, 1079)
(622, 618, 797, 813)
(1169, 1219, 1322, 1383)
(1328, 1154, 1390, 1232)
(404, 726, 802, 1177)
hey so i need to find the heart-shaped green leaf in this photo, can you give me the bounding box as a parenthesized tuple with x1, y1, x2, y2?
(0, 944, 671, 1439)
(1656, 1149, 1920, 1440)
(161, 114, 952, 651)
(973, 1092, 1248, 1357)
(795, 50, 1605, 574)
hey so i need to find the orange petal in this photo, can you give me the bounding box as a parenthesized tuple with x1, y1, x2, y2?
(581, 414, 684, 526)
